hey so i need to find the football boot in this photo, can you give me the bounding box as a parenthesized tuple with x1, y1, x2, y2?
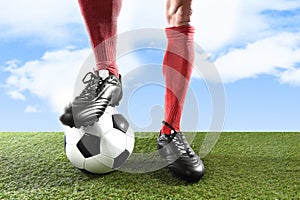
(59, 71, 122, 128)
(157, 121, 205, 182)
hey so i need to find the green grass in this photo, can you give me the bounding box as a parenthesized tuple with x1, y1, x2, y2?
(0, 132, 299, 200)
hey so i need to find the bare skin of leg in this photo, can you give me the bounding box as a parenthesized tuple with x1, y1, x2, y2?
(166, 0, 193, 27)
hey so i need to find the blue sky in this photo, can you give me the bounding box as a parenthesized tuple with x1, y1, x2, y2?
(0, 0, 300, 132)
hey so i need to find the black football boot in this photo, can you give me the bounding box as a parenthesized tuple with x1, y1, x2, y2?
(157, 121, 205, 182)
(59, 71, 122, 128)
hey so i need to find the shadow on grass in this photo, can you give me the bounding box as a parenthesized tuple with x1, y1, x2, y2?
(76, 166, 190, 186)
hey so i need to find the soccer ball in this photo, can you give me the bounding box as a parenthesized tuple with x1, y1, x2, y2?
(64, 106, 135, 174)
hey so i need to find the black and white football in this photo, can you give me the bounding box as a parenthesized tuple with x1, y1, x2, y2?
(64, 106, 135, 174)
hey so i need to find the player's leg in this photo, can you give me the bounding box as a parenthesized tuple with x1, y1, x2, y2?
(78, 0, 122, 77)
(158, 0, 204, 182)
(59, 0, 123, 128)
(162, 0, 193, 133)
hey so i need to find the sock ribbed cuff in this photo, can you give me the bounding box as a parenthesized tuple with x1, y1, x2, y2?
(165, 25, 195, 39)
(94, 38, 119, 77)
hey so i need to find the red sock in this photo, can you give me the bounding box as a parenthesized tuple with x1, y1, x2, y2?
(78, 0, 122, 77)
(161, 26, 195, 135)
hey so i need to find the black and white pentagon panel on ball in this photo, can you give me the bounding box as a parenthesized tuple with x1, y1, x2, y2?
(112, 114, 129, 133)
(64, 106, 135, 174)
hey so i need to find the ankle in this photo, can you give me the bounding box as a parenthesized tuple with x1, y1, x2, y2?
(161, 125, 173, 135)
(161, 120, 180, 135)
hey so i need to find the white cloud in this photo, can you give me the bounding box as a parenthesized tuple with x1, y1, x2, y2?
(193, 0, 300, 51)
(118, 0, 165, 32)
(4, 48, 91, 113)
(192, 0, 241, 51)
(118, 0, 241, 50)
(24, 105, 41, 113)
(214, 32, 300, 83)
(0, 0, 83, 43)
(7, 90, 26, 100)
(181, 0, 300, 85)
(280, 68, 300, 86)
(2, 46, 142, 114)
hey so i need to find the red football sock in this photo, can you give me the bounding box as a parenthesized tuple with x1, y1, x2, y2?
(78, 0, 122, 77)
(161, 26, 195, 135)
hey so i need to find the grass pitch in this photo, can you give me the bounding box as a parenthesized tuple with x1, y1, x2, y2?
(0, 132, 299, 199)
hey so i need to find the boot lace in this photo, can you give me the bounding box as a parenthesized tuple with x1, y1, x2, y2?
(163, 121, 194, 157)
(75, 72, 103, 101)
